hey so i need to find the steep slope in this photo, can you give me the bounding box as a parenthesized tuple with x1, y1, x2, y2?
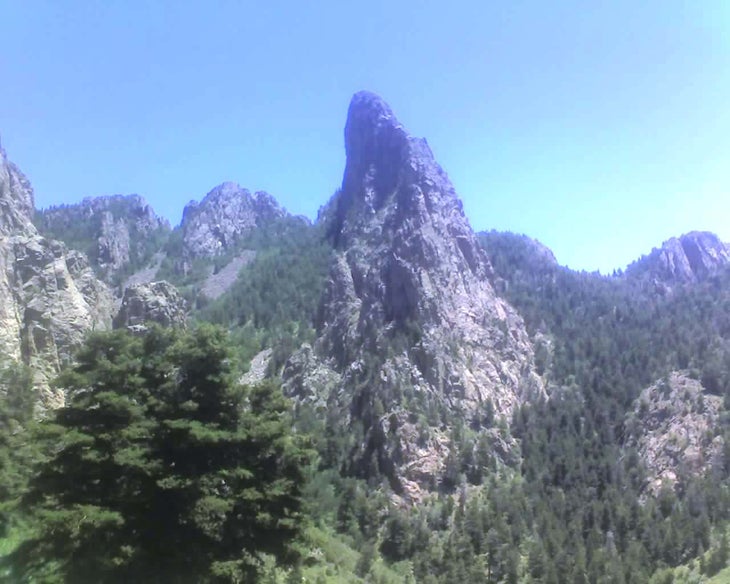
(36, 195, 170, 285)
(285, 92, 543, 495)
(0, 144, 113, 406)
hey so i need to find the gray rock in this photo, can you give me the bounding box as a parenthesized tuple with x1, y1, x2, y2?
(179, 182, 284, 269)
(240, 348, 273, 386)
(0, 144, 36, 236)
(113, 281, 187, 332)
(284, 92, 544, 495)
(37, 194, 169, 283)
(626, 371, 724, 494)
(200, 250, 257, 300)
(626, 231, 730, 290)
(0, 146, 114, 407)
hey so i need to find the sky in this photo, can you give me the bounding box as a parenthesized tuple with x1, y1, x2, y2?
(1, 1, 729, 273)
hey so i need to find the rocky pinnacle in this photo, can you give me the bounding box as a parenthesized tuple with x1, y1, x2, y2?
(286, 92, 544, 496)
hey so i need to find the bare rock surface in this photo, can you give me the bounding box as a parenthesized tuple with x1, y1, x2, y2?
(240, 348, 273, 386)
(0, 145, 114, 406)
(626, 231, 730, 290)
(284, 92, 543, 494)
(627, 371, 724, 493)
(200, 250, 257, 300)
(123, 252, 165, 290)
(179, 182, 284, 269)
(0, 143, 35, 237)
(37, 194, 169, 283)
(113, 281, 187, 332)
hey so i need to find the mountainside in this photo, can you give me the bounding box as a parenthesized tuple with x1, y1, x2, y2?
(627, 371, 725, 494)
(0, 145, 114, 406)
(285, 91, 543, 496)
(177, 181, 285, 271)
(36, 194, 169, 285)
(626, 231, 730, 291)
(4, 93, 730, 582)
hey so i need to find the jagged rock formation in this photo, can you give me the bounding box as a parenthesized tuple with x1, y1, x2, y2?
(0, 143, 35, 236)
(284, 92, 543, 496)
(626, 371, 724, 494)
(179, 182, 284, 269)
(626, 231, 730, 291)
(0, 144, 113, 406)
(36, 194, 170, 283)
(113, 281, 187, 332)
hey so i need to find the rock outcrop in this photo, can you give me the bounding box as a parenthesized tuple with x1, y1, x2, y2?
(113, 281, 187, 332)
(0, 143, 35, 236)
(284, 92, 543, 496)
(179, 182, 284, 269)
(0, 144, 114, 406)
(626, 371, 724, 494)
(626, 231, 730, 290)
(37, 194, 170, 283)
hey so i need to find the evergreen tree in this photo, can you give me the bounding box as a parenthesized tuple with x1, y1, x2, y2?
(5, 325, 312, 583)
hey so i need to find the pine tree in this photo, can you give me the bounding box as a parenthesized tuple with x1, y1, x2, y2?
(6, 325, 312, 583)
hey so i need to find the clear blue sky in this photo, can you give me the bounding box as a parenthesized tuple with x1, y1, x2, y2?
(1, 1, 728, 273)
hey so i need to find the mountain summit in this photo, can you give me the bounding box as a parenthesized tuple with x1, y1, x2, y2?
(627, 231, 730, 289)
(287, 92, 543, 496)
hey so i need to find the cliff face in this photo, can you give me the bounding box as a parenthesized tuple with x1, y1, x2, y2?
(0, 145, 113, 406)
(626, 231, 730, 290)
(285, 92, 543, 496)
(36, 194, 170, 284)
(627, 371, 724, 494)
(113, 281, 187, 333)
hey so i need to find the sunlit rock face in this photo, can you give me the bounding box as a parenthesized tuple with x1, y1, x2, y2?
(0, 144, 113, 407)
(627, 371, 724, 494)
(113, 281, 187, 333)
(626, 231, 730, 291)
(37, 194, 169, 283)
(284, 92, 544, 497)
(179, 182, 284, 266)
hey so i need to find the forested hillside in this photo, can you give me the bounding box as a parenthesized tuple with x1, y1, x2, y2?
(2, 94, 730, 583)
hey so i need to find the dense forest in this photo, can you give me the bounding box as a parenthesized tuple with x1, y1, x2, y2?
(2, 224, 730, 583)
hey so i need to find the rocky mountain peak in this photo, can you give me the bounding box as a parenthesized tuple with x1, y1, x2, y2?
(288, 93, 543, 496)
(626, 230, 730, 288)
(334, 92, 471, 258)
(0, 144, 36, 236)
(180, 182, 285, 262)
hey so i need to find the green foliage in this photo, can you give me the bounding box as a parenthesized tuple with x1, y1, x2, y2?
(0, 362, 38, 537)
(35, 198, 170, 285)
(477, 230, 730, 580)
(198, 217, 332, 371)
(4, 325, 313, 583)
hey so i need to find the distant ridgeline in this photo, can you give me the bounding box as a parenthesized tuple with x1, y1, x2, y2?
(1, 94, 730, 582)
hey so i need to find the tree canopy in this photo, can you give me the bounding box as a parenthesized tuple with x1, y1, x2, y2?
(5, 325, 312, 583)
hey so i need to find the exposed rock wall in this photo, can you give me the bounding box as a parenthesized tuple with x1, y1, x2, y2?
(113, 281, 187, 332)
(626, 231, 730, 290)
(179, 182, 284, 267)
(627, 371, 724, 493)
(37, 194, 169, 283)
(0, 145, 114, 406)
(284, 92, 543, 495)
